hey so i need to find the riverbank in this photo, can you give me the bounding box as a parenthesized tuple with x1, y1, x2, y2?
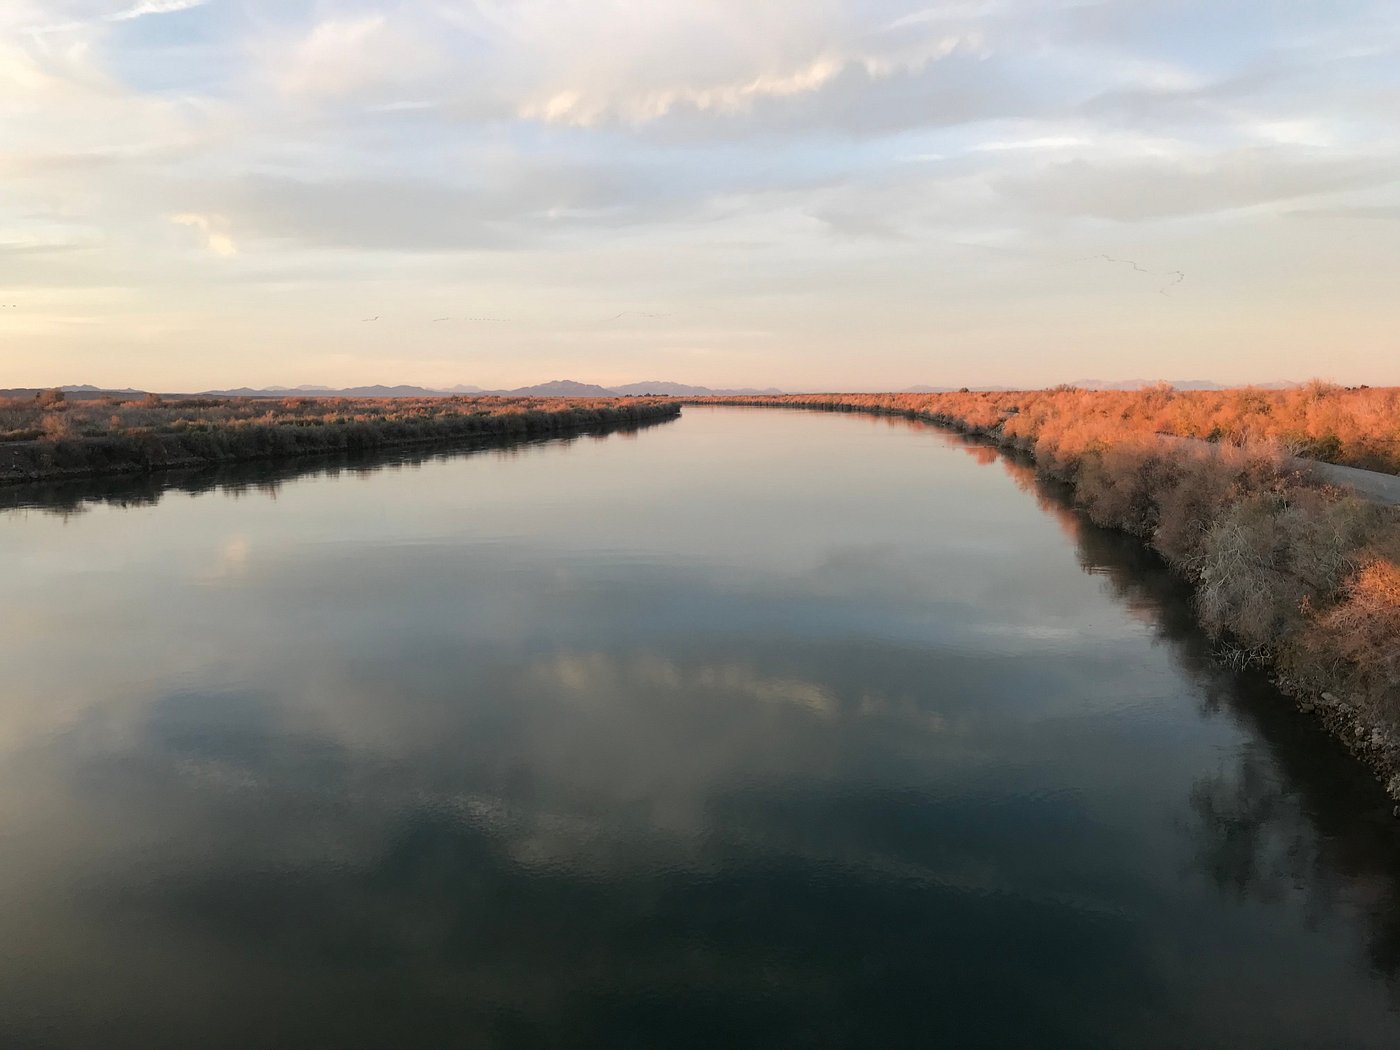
(707, 386, 1400, 473)
(0, 395, 681, 485)
(696, 393, 1400, 805)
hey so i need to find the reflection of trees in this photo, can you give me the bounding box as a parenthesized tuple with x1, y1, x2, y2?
(0, 419, 670, 518)
(953, 425, 1400, 993)
(1186, 751, 1311, 904)
(1182, 749, 1400, 984)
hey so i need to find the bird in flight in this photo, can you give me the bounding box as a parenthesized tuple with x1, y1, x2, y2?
(597, 310, 669, 322)
(1082, 254, 1185, 296)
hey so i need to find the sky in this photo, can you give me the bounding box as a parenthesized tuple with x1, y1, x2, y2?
(2, 0, 1398, 392)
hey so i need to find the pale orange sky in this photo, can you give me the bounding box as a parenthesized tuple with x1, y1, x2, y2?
(3, 1, 1398, 391)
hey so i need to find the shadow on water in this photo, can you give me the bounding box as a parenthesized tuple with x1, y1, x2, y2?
(0, 417, 668, 518)
(947, 428, 1400, 994)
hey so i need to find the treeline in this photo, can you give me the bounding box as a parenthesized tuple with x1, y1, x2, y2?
(0, 394, 680, 484)
(699, 389, 1400, 801)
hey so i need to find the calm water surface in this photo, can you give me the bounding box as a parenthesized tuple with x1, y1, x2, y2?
(3, 406, 1399, 1048)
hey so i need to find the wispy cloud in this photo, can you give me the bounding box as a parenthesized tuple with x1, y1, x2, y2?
(518, 34, 980, 126)
(22, 0, 210, 34)
(110, 0, 208, 23)
(970, 135, 1092, 152)
(883, 3, 1003, 32)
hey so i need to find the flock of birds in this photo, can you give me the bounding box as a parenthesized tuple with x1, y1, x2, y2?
(1081, 255, 1187, 296)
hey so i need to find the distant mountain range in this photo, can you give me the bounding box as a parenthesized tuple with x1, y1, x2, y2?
(189, 380, 788, 398)
(4, 379, 1306, 401)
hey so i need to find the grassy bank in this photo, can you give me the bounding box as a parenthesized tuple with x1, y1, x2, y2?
(698, 390, 1400, 802)
(2, 423, 657, 519)
(699, 385, 1400, 473)
(0, 393, 680, 484)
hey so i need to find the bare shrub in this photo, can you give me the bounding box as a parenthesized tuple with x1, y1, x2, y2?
(0, 399, 43, 439)
(1194, 492, 1299, 656)
(1314, 557, 1400, 705)
(41, 408, 78, 441)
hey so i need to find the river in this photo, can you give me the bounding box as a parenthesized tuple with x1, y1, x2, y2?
(2, 406, 1398, 1047)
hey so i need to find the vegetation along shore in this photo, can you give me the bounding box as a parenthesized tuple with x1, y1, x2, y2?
(696, 386, 1400, 804)
(0, 392, 681, 485)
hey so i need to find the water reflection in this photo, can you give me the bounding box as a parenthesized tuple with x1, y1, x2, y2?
(0, 417, 666, 518)
(1, 407, 1397, 1048)
(964, 433, 1400, 999)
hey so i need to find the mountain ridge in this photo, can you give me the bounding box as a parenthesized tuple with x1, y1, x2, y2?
(189, 380, 790, 398)
(4, 380, 1312, 401)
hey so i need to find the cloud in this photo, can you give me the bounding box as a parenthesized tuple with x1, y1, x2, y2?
(992, 148, 1398, 221)
(971, 136, 1093, 152)
(184, 167, 664, 252)
(238, 3, 1008, 134)
(20, 0, 209, 34)
(170, 212, 236, 256)
(109, 0, 208, 22)
(1286, 204, 1400, 221)
(0, 239, 94, 256)
(272, 14, 444, 102)
(540, 652, 841, 717)
(884, 3, 1005, 32)
(517, 33, 981, 127)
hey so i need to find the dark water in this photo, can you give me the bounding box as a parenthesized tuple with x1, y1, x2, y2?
(3, 406, 1399, 1048)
